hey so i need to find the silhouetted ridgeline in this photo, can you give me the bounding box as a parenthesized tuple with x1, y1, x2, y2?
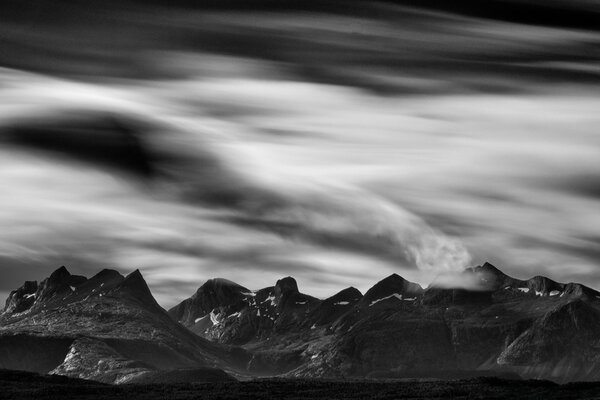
(2, 263, 600, 384)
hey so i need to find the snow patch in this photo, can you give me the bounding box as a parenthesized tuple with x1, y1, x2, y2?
(517, 288, 530, 293)
(242, 292, 256, 297)
(69, 286, 76, 292)
(209, 310, 220, 325)
(535, 290, 543, 296)
(311, 354, 319, 360)
(403, 297, 416, 301)
(228, 312, 241, 319)
(334, 301, 349, 306)
(296, 301, 307, 305)
(310, 324, 316, 330)
(262, 295, 277, 306)
(369, 293, 403, 306)
(549, 290, 560, 296)
(24, 293, 36, 299)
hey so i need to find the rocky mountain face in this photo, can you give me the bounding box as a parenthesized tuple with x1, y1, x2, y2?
(170, 262, 600, 383)
(3, 262, 600, 384)
(0, 267, 246, 384)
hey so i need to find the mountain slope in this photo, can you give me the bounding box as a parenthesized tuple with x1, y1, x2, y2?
(171, 262, 600, 383)
(0, 267, 245, 383)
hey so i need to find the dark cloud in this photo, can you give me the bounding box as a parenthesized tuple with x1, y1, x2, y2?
(543, 173, 600, 200)
(1, 112, 155, 178)
(222, 215, 414, 268)
(3, 1, 600, 94)
(384, 0, 600, 31)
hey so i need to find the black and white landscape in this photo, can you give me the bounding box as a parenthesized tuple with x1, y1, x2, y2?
(3, 262, 600, 396)
(2, 0, 600, 398)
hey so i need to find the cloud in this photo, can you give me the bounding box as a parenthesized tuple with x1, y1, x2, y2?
(2, 2, 600, 308)
(1, 112, 155, 178)
(428, 271, 489, 291)
(0, 68, 476, 307)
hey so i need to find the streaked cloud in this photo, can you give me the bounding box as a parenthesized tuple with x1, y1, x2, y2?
(1, 1, 600, 306)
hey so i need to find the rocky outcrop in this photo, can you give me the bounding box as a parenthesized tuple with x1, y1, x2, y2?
(3, 281, 38, 314)
(50, 337, 151, 383)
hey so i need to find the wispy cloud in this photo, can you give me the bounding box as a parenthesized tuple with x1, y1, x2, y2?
(1, 2, 600, 307)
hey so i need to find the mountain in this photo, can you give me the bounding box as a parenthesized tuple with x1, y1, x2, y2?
(3, 262, 600, 384)
(0, 267, 245, 384)
(170, 262, 600, 383)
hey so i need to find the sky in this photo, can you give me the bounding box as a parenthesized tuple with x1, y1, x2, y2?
(1, 1, 600, 308)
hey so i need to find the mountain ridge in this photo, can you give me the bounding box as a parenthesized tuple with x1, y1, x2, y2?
(168, 262, 600, 382)
(3, 262, 600, 384)
(0, 266, 249, 384)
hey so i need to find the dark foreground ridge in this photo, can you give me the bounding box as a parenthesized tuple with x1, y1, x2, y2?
(3, 369, 600, 400)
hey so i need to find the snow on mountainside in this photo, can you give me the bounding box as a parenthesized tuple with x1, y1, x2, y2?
(3, 262, 600, 383)
(0, 267, 246, 384)
(170, 262, 600, 383)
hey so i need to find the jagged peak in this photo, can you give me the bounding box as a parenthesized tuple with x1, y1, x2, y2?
(20, 280, 38, 293)
(118, 269, 160, 306)
(80, 268, 123, 290)
(363, 273, 423, 303)
(470, 262, 506, 277)
(2, 280, 39, 314)
(123, 269, 145, 284)
(47, 265, 71, 283)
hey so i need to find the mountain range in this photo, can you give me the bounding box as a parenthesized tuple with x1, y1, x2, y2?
(2, 262, 600, 384)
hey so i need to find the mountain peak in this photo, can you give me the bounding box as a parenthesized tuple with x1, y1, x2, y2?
(2, 280, 39, 314)
(48, 265, 71, 283)
(118, 269, 159, 307)
(201, 278, 244, 290)
(122, 269, 146, 287)
(275, 277, 299, 296)
(362, 273, 423, 305)
(462, 262, 521, 291)
(477, 262, 506, 276)
(328, 287, 363, 303)
(383, 273, 405, 282)
(95, 268, 124, 280)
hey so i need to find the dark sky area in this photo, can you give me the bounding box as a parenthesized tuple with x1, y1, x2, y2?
(1, 0, 600, 307)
